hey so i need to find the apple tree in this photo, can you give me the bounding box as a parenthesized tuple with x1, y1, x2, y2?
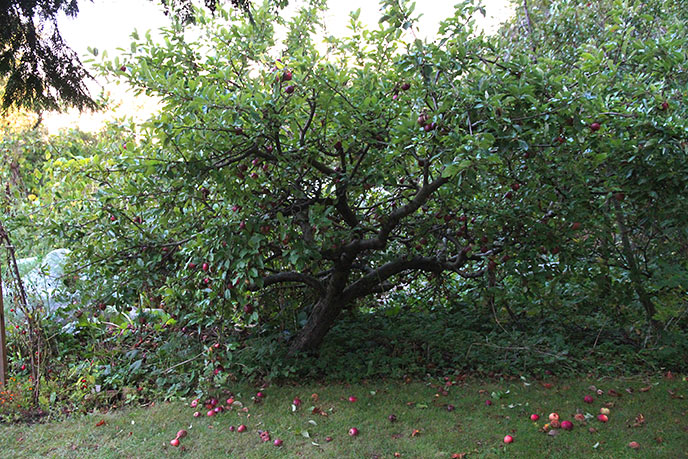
(54, 0, 687, 354)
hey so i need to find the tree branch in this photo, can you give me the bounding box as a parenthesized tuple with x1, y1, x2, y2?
(252, 271, 326, 297)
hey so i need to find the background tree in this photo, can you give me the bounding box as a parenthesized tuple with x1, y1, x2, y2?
(0, 0, 279, 112)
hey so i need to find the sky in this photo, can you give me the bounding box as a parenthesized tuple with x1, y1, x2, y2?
(43, 0, 515, 134)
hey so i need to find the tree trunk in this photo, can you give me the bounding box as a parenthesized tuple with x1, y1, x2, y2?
(288, 297, 345, 355)
(611, 199, 658, 326)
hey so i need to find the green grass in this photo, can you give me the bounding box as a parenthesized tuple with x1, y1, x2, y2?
(1, 375, 687, 458)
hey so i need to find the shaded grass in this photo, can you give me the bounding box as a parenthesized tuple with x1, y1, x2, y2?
(1, 375, 686, 458)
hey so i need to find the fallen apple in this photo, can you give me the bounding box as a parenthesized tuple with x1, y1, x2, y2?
(550, 420, 561, 429)
(388, 414, 397, 422)
(293, 397, 302, 407)
(190, 399, 198, 408)
(176, 429, 187, 439)
(561, 420, 573, 431)
(226, 397, 234, 406)
(348, 396, 357, 403)
(447, 404, 455, 412)
(628, 441, 640, 449)
(574, 413, 585, 421)
(257, 391, 265, 398)
(600, 407, 610, 415)
(207, 410, 215, 417)
(597, 414, 608, 422)
(503, 435, 514, 444)
(349, 427, 359, 436)
(170, 438, 180, 447)
(584, 395, 594, 403)
(530, 414, 540, 421)
(193, 411, 200, 417)
(238, 424, 247, 432)
(549, 413, 560, 422)
(274, 438, 283, 447)
(485, 400, 492, 406)
(229, 426, 235, 432)
(325, 436, 333, 442)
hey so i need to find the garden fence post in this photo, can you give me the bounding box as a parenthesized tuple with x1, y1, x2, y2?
(0, 261, 7, 387)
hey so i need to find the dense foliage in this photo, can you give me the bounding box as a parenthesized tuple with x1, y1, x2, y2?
(1, 0, 686, 417)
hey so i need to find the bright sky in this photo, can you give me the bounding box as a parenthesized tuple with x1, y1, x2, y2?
(43, 0, 515, 134)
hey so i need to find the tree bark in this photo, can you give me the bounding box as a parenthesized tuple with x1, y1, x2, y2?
(288, 297, 345, 355)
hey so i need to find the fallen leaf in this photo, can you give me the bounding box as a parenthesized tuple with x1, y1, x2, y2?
(631, 413, 645, 428)
(95, 420, 105, 427)
(391, 433, 403, 439)
(665, 371, 674, 379)
(608, 389, 622, 397)
(548, 429, 558, 436)
(625, 388, 634, 394)
(451, 454, 467, 459)
(639, 385, 652, 392)
(411, 429, 421, 437)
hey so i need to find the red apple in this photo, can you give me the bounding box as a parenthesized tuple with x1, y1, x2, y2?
(549, 412, 560, 422)
(207, 410, 215, 417)
(348, 396, 357, 403)
(229, 425, 235, 432)
(176, 430, 187, 439)
(292, 397, 302, 407)
(561, 420, 573, 430)
(274, 438, 283, 446)
(238, 424, 247, 432)
(584, 395, 594, 403)
(571, 222, 581, 230)
(511, 183, 520, 191)
(388, 414, 397, 422)
(285, 85, 295, 94)
(348, 427, 359, 436)
(325, 436, 333, 442)
(190, 399, 199, 408)
(503, 435, 514, 444)
(193, 411, 200, 417)
(210, 398, 218, 406)
(226, 397, 234, 406)
(282, 70, 293, 81)
(628, 441, 640, 449)
(257, 391, 265, 398)
(244, 304, 254, 314)
(485, 400, 492, 406)
(530, 414, 540, 421)
(170, 438, 180, 447)
(661, 101, 669, 110)
(447, 404, 455, 412)
(401, 82, 410, 91)
(597, 414, 608, 422)
(202, 262, 209, 272)
(590, 122, 601, 131)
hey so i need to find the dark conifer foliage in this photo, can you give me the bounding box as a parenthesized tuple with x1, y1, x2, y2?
(0, 0, 256, 112)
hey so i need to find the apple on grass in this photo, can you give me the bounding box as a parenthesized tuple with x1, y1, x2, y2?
(561, 420, 573, 430)
(584, 395, 594, 403)
(597, 414, 609, 422)
(238, 424, 247, 432)
(170, 438, 180, 447)
(348, 396, 357, 403)
(348, 427, 359, 436)
(274, 438, 283, 447)
(503, 435, 514, 444)
(530, 414, 540, 421)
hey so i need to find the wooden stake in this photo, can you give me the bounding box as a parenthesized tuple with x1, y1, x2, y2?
(0, 262, 7, 387)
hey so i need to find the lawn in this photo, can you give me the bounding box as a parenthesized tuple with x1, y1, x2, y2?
(1, 375, 686, 458)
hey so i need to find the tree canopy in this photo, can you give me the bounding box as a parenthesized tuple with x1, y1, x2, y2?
(20, 0, 687, 355)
